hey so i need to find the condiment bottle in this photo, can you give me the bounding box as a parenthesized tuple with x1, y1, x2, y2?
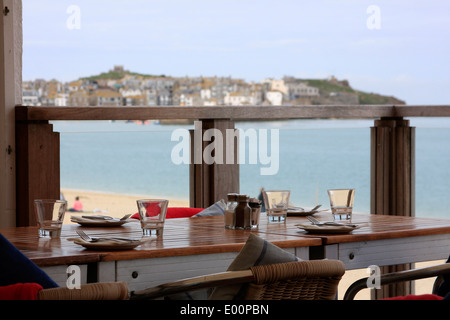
(249, 198, 262, 228)
(225, 193, 238, 229)
(234, 194, 252, 230)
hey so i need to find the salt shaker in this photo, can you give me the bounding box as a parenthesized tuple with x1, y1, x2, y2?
(234, 194, 252, 230)
(225, 193, 238, 229)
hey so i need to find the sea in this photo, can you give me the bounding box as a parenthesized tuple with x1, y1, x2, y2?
(52, 117, 450, 219)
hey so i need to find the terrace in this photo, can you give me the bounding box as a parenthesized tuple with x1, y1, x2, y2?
(10, 104, 450, 300)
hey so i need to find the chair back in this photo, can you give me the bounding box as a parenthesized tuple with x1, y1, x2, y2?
(130, 259, 346, 300)
(37, 282, 129, 300)
(245, 260, 345, 300)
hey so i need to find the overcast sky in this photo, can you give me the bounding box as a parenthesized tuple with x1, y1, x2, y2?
(22, 0, 450, 105)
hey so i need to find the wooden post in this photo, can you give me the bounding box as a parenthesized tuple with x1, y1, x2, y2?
(190, 119, 239, 208)
(15, 119, 60, 226)
(371, 117, 415, 299)
(0, 0, 22, 227)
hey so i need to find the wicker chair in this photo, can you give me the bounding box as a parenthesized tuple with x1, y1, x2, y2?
(343, 262, 450, 300)
(130, 259, 346, 300)
(37, 281, 129, 300)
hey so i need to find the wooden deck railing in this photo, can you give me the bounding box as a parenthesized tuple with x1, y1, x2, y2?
(15, 104, 450, 121)
(15, 104, 450, 227)
(14, 104, 450, 298)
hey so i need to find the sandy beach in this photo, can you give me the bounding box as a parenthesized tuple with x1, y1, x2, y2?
(61, 188, 444, 300)
(61, 188, 189, 224)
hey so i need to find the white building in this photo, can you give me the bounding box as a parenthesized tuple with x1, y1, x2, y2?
(54, 93, 68, 106)
(263, 78, 289, 96)
(120, 88, 143, 97)
(22, 90, 40, 106)
(200, 88, 212, 100)
(224, 91, 260, 106)
(265, 91, 283, 105)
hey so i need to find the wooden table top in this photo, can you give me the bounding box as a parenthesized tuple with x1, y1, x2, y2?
(2, 212, 450, 267)
(0, 215, 321, 267)
(279, 212, 450, 244)
(196, 212, 450, 243)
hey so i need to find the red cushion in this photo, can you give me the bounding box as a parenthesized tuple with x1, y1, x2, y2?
(0, 283, 43, 300)
(383, 294, 444, 300)
(131, 207, 204, 220)
(140, 202, 161, 217)
(167, 207, 204, 219)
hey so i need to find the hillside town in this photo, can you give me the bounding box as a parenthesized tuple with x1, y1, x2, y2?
(22, 65, 402, 107)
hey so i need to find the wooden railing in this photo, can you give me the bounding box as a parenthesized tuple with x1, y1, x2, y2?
(15, 104, 450, 121)
(15, 104, 450, 227)
(14, 104, 450, 298)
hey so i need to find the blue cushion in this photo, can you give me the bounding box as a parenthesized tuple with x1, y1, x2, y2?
(193, 199, 226, 217)
(0, 233, 59, 289)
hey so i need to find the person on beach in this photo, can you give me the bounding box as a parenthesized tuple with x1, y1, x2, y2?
(69, 196, 83, 212)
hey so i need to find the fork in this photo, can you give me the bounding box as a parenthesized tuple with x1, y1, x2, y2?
(307, 216, 323, 225)
(307, 216, 343, 226)
(307, 216, 357, 227)
(76, 230, 93, 241)
(81, 214, 132, 221)
(76, 230, 134, 242)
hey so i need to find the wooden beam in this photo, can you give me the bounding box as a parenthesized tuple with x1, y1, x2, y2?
(16, 120, 60, 226)
(14, 105, 450, 122)
(0, 0, 22, 227)
(394, 105, 450, 117)
(190, 120, 239, 208)
(370, 117, 415, 299)
(371, 118, 415, 216)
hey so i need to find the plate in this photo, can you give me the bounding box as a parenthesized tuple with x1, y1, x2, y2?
(287, 207, 325, 216)
(70, 216, 130, 227)
(295, 223, 360, 234)
(69, 238, 145, 251)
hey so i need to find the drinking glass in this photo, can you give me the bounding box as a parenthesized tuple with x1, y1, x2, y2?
(262, 190, 290, 222)
(137, 199, 169, 236)
(34, 199, 67, 238)
(327, 189, 355, 221)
